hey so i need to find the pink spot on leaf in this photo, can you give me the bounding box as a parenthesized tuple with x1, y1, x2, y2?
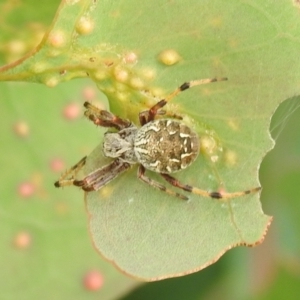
(18, 182, 35, 198)
(13, 231, 32, 249)
(50, 158, 65, 172)
(63, 102, 81, 120)
(83, 270, 104, 291)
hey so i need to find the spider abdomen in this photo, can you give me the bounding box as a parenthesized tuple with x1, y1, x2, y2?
(134, 119, 199, 173)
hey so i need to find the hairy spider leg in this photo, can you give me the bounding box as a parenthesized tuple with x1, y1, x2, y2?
(137, 165, 189, 200)
(54, 156, 87, 188)
(139, 77, 228, 125)
(154, 109, 184, 120)
(160, 173, 261, 199)
(84, 101, 131, 130)
(73, 158, 131, 191)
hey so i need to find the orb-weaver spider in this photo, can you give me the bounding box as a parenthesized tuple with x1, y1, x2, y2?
(55, 77, 260, 200)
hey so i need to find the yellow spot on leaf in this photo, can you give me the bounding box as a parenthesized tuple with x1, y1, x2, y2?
(224, 150, 238, 166)
(76, 17, 95, 35)
(158, 49, 181, 66)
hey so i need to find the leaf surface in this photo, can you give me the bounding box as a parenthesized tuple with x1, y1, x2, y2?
(1, 0, 300, 280)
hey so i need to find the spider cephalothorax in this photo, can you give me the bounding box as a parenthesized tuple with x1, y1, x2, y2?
(103, 125, 138, 164)
(55, 77, 260, 200)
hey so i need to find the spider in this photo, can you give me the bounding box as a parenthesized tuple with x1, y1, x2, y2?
(54, 77, 261, 200)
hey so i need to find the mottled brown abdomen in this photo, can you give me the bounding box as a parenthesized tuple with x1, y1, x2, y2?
(134, 119, 200, 173)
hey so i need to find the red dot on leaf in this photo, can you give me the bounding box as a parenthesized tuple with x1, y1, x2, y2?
(63, 102, 81, 120)
(82, 86, 97, 101)
(50, 158, 65, 172)
(18, 182, 35, 198)
(83, 270, 104, 291)
(13, 231, 32, 249)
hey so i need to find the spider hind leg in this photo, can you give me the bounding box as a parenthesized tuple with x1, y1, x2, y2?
(137, 165, 189, 201)
(160, 173, 261, 200)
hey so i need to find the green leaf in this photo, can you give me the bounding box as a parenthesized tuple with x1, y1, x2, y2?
(1, 0, 300, 281)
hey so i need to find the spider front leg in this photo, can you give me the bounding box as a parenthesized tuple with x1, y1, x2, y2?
(55, 157, 131, 192)
(137, 165, 189, 200)
(73, 158, 131, 191)
(84, 102, 131, 130)
(54, 156, 87, 188)
(140, 77, 228, 125)
(160, 173, 261, 200)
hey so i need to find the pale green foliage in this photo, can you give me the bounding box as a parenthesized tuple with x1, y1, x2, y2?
(1, 0, 300, 283)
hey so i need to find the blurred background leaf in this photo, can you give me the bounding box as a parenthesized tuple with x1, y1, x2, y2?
(0, 0, 59, 65)
(0, 80, 138, 299)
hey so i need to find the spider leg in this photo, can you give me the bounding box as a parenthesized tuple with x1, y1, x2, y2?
(137, 165, 189, 201)
(73, 158, 131, 191)
(140, 77, 228, 124)
(160, 173, 261, 200)
(138, 110, 183, 126)
(54, 156, 87, 188)
(159, 111, 183, 120)
(84, 101, 131, 130)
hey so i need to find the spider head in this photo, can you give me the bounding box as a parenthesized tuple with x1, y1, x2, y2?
(103, 126, 138, 164)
